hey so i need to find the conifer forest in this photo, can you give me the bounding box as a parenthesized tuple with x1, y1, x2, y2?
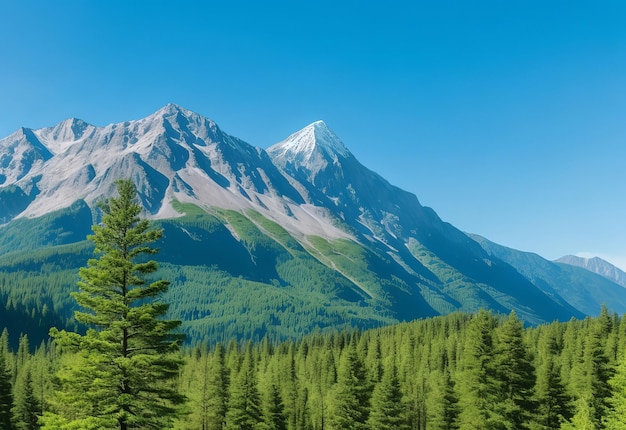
(1, 180, 625, 429)
(3, 308, 626, 429)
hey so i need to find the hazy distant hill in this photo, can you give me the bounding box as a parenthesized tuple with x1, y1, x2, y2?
(556, 255, 626, 288)
(470, 234, 626, 316)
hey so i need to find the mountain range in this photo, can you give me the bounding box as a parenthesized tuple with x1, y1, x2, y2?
(1, 104, 624, 344)
(556, 255, 626, 288)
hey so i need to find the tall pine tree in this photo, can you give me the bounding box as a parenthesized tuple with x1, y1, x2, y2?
(225, 342, 263, 430)
(367, 361, 409, 430)
(603, 347, 626, 429)
(328, 337, 371, 430)
(205, 344, 229, 430)
(533, 325, 571, 429)
(264, 383, 287, 430)
(425, 368, 459, 430)
(43, 179, 185, 430)
(456, 309, 499, 429)
(493, 311, 536, 429)
(0, 352, 13, 430)
(568, 319, 613, 427)
(12, 364, 40, 430)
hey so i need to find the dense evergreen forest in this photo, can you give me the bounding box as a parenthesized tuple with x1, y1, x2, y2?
(1, 308, 626, 429)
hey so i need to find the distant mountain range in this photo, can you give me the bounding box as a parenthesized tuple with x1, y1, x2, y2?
(0, 104, 623, 344)
(556, 255, 626, 288)
(469, 235, 626, 317)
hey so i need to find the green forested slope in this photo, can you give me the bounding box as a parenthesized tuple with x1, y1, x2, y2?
(1, 203, 401, 345)
(0, 201, 605, 348)
(0, 242, 92, 348)
(156, 207, 399, 343)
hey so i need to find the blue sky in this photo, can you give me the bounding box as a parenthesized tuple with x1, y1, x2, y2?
(1, 1, 625, 269)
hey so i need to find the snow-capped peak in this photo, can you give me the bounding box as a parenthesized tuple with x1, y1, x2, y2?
(267, 120, 351, 166)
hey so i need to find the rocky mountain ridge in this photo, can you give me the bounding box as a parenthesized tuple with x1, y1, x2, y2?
(556, 255, 626, 288)
(1, 104, 622, 341)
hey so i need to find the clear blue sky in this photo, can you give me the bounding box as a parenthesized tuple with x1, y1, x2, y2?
(1, 1, 625, 269)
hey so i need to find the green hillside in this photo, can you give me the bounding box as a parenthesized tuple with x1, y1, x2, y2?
(0, 200, 599, 347)
(1, 202, 402, 345)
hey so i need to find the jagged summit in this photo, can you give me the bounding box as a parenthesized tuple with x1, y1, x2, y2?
(0, 104, 348, 239)
(36, 118, 95, 154)
(266, 120, 353, 185)
(148, 103, 205, 123)
(139, 104, 255, 154)
(0, 126, 52, 184)
(297, 120, 351, 158)
(158, 102, 187, 114)
(268, 120, 351, 162)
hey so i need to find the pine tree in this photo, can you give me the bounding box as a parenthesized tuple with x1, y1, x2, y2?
(569, 319, 613, 425)
(308, 346, 335, 430)
(364, 332, 383, 384)
(456, 309, 499, 429)
(12, 364, 40, 430)
(178, 345, 227, 430)
(493, 311, 536, 429)
(0, 329, 8, 351)
(328, 338, 371, 430)
(560, 396, 597, 430)
(225, 342, 263, 430)
(15, 334, 30, 376)
(280, 343, 298, 430)
(0, 352, 13, 430)
(598, 305, 618, 362)
(30, 341, 53, 424)
(603, 348, 626, 429)
(296, 386, 312, 430)
(425, 368, 459, 430)
(0, 328, 11, 369)
(42, 179, 185, 429)
(204, 344, 229, 430)
(534, 326, 571, 429)
(264, 383, 287, 430)
(177, 345, 221, 430)
(367, 362, 409, 430)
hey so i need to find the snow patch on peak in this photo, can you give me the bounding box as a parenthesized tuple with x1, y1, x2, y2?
(267, 120, 351, 168)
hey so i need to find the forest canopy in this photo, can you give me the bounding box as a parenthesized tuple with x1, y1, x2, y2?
(2, 308, 626, 429)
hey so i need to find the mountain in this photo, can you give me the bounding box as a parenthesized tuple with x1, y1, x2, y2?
(556, 255, 626, 288)
(470, 234, 626, 316)
(0, 104, 610, 344)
